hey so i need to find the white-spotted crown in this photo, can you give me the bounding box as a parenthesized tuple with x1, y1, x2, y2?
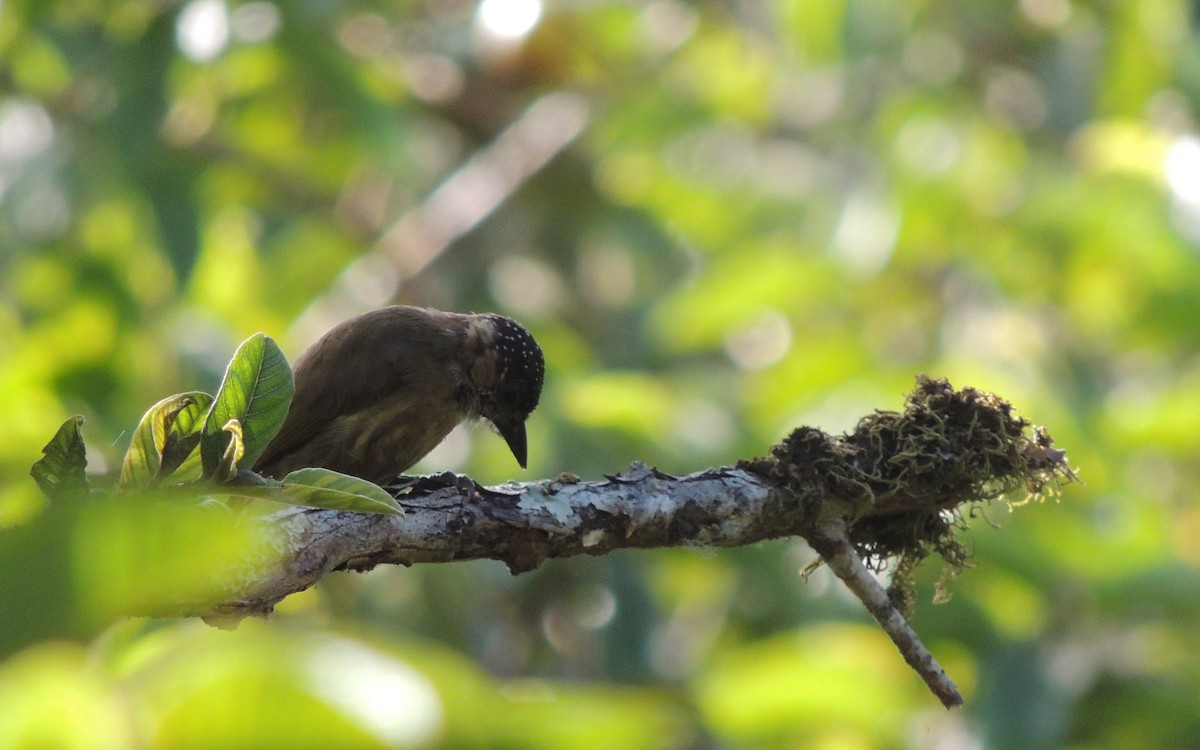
(483, 313, 545, 417)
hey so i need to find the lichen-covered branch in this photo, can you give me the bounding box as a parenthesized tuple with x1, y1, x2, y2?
(205, 463, 795, 621)
(185, 375, 1077, 709)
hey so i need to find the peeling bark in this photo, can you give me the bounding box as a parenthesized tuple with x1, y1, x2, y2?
(206, 464, 792, 620)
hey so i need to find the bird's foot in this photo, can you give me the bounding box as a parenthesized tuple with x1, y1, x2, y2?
(430, 470, 480, 496)
(384, 474, 422, 494)
(385, 471, 479, 496)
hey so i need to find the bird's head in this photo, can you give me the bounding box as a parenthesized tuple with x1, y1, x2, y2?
(464, 314, 545, 468)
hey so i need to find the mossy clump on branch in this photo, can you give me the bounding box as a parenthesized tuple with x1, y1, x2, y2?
(744, 375, 1078, 594)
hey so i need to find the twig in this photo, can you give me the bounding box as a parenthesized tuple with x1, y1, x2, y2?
(806, 519, 964, 708)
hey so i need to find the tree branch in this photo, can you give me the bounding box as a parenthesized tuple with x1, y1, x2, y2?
(208, 463, 794, 622)
(182, 376, 1077, 709)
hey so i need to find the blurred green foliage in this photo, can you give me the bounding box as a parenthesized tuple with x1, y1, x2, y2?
(2, 0, 1200, 747)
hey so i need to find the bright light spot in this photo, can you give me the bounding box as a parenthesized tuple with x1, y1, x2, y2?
(895, 116, 961, 175)
(830, 190, 900, 277)
(341, 253, 400, 311)
(1020, 0, 1072, 29)
(230, 1, 281, 43)
(405, 55, 466, 103)
(724, 310, 792, 370)
(336, 13, 389, 58)
(541, 607, 575, 654)
(538, 587, 618, 651)
(666, 123, 756, 185)
(940, 283, 1048, 379)
(640, 0, 698, 55)
(672, 399, 736, 453)
(910, 713, 986, 750)
(897, 116, 960, 176)
(1165, 135, 1200, 206)
(308, 639, 443, 746)
(774, 70, 843, 130)
(903, 30, 964, 86)
(500, 679, 556, 702)
(1146, 89, 1192, 132)
(0, 99, 54, 162)
(577, 241, 635, 307)
(1166, 135, 1200, 245)
(488, 255, 566, 317)
(477, 0, 542, 40)
(15, 184, 70, 241)
(985, 68, 1048, 131)
(575, 585, 617, 630)
(176, 0, 230, 62)
(162, 95, 217, 146)
(756, 139, 820, 197)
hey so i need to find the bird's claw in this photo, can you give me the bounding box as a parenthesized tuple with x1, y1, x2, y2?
(431, 470, 479, 496)
(385, 471, 479, 496)
(385, 475, 422, 494)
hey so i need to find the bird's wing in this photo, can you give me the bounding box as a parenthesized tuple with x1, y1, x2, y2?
(252, 310, 423, 473)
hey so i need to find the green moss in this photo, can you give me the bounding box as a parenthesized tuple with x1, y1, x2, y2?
(744, 375, 1078, 595)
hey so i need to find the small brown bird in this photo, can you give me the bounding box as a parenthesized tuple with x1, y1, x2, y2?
(254, 306, 544, 485)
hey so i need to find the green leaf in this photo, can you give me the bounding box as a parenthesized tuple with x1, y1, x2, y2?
(201, 334, 294, 478)
(277, 468, 403, 515)
(159, 391, 214, 479)
(30, 416, 89, 502)
(214, 419, 245, 483)
(169, 447, 206, 484)
(119, 392, 213, 487)
(165, 393, 217, 483)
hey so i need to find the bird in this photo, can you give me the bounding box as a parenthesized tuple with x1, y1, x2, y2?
(253, 305, 544, 486)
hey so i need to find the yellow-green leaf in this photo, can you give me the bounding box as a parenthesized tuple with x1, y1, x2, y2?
(201, 334, 294, 478)
(159, 391, 214, 480)
(214, 419, 245, 483)
(277, 468, 403, 515)
(119, 392, 213, 487)
(30, 416, 89, 502)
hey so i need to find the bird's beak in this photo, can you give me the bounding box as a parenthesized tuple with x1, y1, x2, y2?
(495, 419, 528, 469)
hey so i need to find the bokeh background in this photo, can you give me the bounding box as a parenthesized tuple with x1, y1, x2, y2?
(2, 0, 1199, 747)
